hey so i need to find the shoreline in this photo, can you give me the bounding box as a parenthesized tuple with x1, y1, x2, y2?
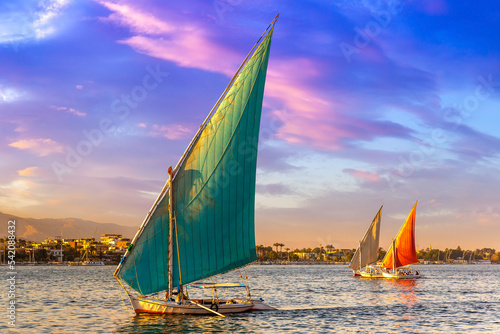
(6, 260, 499, 266)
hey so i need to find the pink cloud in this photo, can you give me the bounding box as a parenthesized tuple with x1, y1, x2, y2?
(344, 169, 381, 182)
(9, 138, 63, 156)
(95, 1, 409, 151)
(17, 167, 40, 176)
(97, 1, 177, 35)
(97, 1, 240, 76)
(150, 124, 192, 140)
(265, 58, 329, 116)
(259, 58, 354, 149)
(121, 35, 239, 76)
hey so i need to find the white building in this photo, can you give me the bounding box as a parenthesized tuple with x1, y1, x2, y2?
(49, 249, 63, 262)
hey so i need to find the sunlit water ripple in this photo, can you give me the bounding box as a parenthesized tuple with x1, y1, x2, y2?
(1, 264, 499, 333)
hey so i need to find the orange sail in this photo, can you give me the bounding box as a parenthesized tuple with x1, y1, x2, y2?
(382, 202, 419, 269)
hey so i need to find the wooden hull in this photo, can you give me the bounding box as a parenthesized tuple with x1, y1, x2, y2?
(252, 299, 277, 311)
(382, 272, 421, 279)
(130, 296, 254, 315)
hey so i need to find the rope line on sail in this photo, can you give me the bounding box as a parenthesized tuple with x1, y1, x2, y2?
(244, 267, 252, 301)
(116, 277, 135, 315)
(210, 277, 220, 305)
(236, 267, 252, 301)
(169, 30, 271, 288)
(174, 216, 183, 298)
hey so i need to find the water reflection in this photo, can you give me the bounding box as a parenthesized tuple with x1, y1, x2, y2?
(383, 278, 419, 307)
(8, 265, 500, 334)
(114, 313, 260, 334)
(385, 279, 420, 331)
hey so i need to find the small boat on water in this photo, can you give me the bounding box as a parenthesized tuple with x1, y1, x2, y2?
(82, 260, 105, 266)
(68, 248, 105, 266)
(359, 264, 385, 278)
(348, 206, 382, 277)
(381, 201, 421, 279)
(113, 16, 278, 316)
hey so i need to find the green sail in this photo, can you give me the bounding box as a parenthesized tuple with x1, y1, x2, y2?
(117, 194, 170, 294)
(117, 27, 274, 296)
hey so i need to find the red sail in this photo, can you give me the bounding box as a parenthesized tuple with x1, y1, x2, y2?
(382, 202, 419, 269)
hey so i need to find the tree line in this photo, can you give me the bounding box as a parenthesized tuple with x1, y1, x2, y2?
(256, 243, 499, 263)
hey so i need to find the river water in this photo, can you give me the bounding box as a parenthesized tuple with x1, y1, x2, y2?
(1, 264, 499, 333)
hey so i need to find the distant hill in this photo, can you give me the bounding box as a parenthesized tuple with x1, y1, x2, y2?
(0, 212, 137, 242)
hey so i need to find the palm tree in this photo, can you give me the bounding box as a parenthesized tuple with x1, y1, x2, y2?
(285, 248, 290, 261)
(279, 243, 285, 259)
(378, 247, 386, 261)
(306, 248, 312, 259)
(273, 243, 280, 254)
(256, 244, 264, 258)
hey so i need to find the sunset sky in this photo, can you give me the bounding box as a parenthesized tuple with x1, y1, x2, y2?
(1, 0, 499, 251)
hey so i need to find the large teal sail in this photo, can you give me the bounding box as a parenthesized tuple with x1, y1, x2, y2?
(117, 25, 274, 296)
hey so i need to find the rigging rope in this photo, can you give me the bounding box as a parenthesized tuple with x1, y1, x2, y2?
(174, 215, 184, 301)
(116, 277, 135, 315)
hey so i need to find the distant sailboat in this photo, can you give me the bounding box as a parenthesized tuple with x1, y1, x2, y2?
(468, 251, 476, 264)
(68, 247, 105, 266)
(81, 248, 105, 266)
(348, 206, 382, 277)
(381, 201, 421, 279)
(113, 15, 278, 316)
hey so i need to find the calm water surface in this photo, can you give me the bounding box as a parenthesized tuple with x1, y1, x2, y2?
(1, 264, 499, 333)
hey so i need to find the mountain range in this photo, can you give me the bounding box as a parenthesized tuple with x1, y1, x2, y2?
(0, 212, 137, 242)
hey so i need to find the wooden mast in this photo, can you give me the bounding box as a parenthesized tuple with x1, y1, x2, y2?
(392, 239, 396, 273)
(358, 240, 362, 272)
(167, 166, 174, 299)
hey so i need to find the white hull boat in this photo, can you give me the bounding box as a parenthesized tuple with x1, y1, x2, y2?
(82, 260, 105, 266)
(359, 265, 385, 278)
(382, 268, 421, 279)
(130, 296, 255, 315)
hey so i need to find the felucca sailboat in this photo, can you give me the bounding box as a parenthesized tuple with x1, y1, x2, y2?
(381, 201, 421, 279)
(113, 15, 278, 316)
(348, 206, 382, 277)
